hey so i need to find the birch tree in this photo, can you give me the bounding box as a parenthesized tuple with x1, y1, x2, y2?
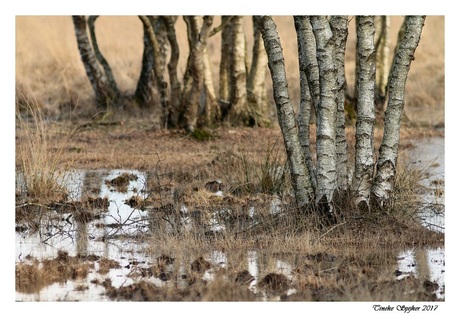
(353, 16, 376, 209)
(72, 16, 118, 110)
(310, 16, 338, 211)
(294, 16, 317, 189)
(87, 16, 119, 95)
(180, 16, 214, 132)
(256, 15, 315, 209)
(330, 16, 349, 191)
(162, 16, 181, 127)
(371, 16, 426, 206)
(375, 16, 391, 109)
(219, 16, 232, 113)
(228, 16, 251, 125)
(257, 15, 425, 220)
(248, 16, 269, 126)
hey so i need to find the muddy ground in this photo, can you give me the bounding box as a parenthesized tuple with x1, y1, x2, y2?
(15, 118, 445, 302)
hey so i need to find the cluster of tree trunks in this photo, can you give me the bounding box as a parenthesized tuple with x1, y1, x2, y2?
(72, 16, 271, 130)
(73, 15, 425, 218)
(255, 15, 425, 217)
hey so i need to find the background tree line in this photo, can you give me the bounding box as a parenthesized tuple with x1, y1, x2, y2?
(72, 15, 271, 131)
(72, 16, 401, 130)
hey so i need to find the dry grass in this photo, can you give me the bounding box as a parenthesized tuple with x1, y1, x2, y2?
(15, 96, 80, 204)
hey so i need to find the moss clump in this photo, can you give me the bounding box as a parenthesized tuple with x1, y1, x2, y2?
(190, 128, 213, 142)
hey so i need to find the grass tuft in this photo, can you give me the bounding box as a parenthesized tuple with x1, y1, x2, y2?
(16, 94, 78, 204)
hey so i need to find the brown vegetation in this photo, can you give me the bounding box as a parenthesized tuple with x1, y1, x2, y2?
(15, 16, 444, 302)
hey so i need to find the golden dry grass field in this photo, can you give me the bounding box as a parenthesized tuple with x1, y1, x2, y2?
(15, 16, 444, 126)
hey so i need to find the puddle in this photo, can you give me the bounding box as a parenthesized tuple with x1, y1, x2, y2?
(397, 137, 445, 299)
(402, 137, 445, 233)
(15, 138, 445, 301)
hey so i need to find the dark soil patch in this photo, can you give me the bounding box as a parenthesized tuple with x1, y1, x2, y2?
(105, 172, 138, 192)
(16, 251, 94, 294)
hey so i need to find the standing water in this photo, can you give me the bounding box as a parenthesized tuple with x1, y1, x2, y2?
(15, 139, 445, 301)
(397, 137, 445, 299)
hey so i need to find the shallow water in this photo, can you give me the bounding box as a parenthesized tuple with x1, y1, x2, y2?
(401, 137, 445, 233)
(396, 137, 445, 299)
(15, 138, 445, 301)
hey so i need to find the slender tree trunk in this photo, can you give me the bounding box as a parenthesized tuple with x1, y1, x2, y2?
(154, 18, 168, 78)
(294, 16, 317, 190)
(162, 16, 181, 127)
(228, 16, 250, 125)
(247, 16, 269, 126)
(371, 16, 426, 207)
(310, 16, 338, 211)
(72, 16, 116, 110)
(294, 16, 320, 121)
(87, 16, 119, 96)
(135, 17, 160, 110)
(202, 45, 221, 126)
(256, 16, 314, 209)
(330, 15, 349, 191)
(219, 16, 232, 113)
(375, 15, 390, 110)
(181, 16, 214, 132)
(353, 16, 376, 209)
(138, 16, 169, 127)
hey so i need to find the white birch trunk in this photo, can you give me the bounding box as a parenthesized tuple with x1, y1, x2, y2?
(247, 17, 268, 104)
(371, 16, 426, 206)
(181, 16, 214, 132)
(353, 16, 376, 209)
(256, 16, 314, 208)
(87, 16, 119, 95)
(139, 16, 169, 127)
(72, 16, 115, 109)
(247, 16, 269, 126)
(375, 15, 391, 107)
(219, 16, 232, 104)
(294, 16, 317, 190)
(229, 16, 250, 124)
(203, 46, 221, 125)
(310, 16, 338, 209)
(162, 16, 181, 127)
(330, 16, 349, 191)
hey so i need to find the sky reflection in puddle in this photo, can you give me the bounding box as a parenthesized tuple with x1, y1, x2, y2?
(15, 138, 445, 301)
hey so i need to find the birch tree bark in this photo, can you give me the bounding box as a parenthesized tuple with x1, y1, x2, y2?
(135, 17, 160, 111)
(202, 45, 221, 126)
(219, 16, 232, 116)
(87, 16, 119, 96)
(294, 16, 320, 112)
(294, 16, 317, 190)
(375, 15, 390, 110)
(138, 16, 169, 127)
(72, 16, 117, 110)
(371, 16, 426, 206)
(162, 16, 181, 127)
(256, 15, 314, 209)
(353, 16, 376, 209)
(310, 16, 338, 210)
(247, 16, 269, 126)
(228, 16, 250, 125)
(330, 15, 349, 191)
(180, 16, 214, 132)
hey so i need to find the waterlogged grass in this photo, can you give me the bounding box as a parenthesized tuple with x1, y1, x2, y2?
(15, 98, 80, 205)
(15, 155, 444, 301)
(15, 107, 444, 302)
